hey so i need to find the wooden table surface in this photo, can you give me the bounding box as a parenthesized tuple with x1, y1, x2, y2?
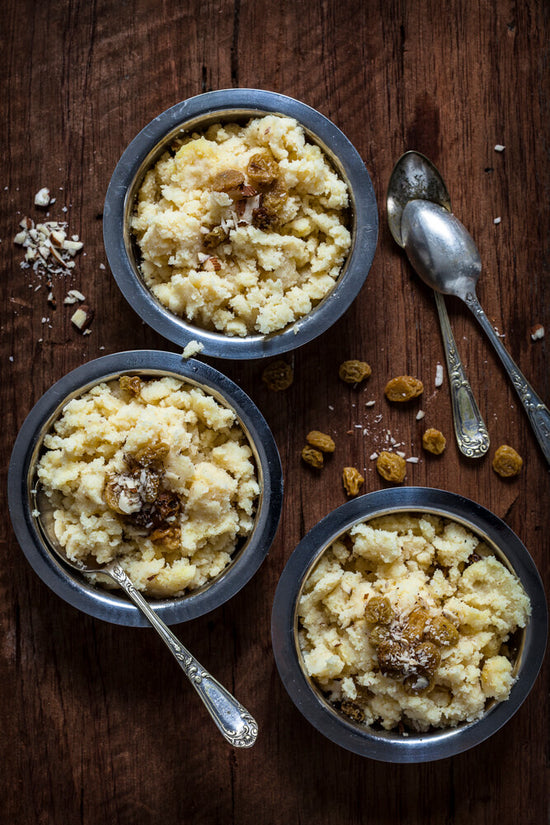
(1, 1, 548, 822)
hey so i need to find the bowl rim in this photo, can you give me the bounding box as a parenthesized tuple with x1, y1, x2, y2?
(271, 487, 547, 762)
(103, 88, 378, 359)
(8, 350, 283, 626)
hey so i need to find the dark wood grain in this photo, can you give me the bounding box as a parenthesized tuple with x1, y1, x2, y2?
(1, 1, 548, 823)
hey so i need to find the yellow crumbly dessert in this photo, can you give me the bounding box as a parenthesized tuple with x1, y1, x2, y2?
(36, 376, 259, 597)
(131, 115, 351, 336)
(298, 514, 530, 732)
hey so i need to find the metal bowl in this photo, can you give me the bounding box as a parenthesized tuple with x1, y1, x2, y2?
(271, 487, 547, 762)
(103, 88, 378, 359)
(9, 351, 283, 626)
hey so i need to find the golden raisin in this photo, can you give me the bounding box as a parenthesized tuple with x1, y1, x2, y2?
(340, 700, 365, 723)
(376, 639, 408, 678)
(403, 606, 430, 641)
(149, 526, 181, 552)
(364, 596, 392, 625)
(247, 152, 278, 185)
(210, 169, 244, 195)
(369, 624, 391, 647)
(131, 488, 181, 532)
(422, 428, 447, 455)
(339, 360, 372, 384)
(376, 451, 406, 483)
(119, 375, 142, 396)
(301, 445, 324, 469)
(261, 179, 287, 217)
(261, 360, 294, 391)
(492, 444, 523, 477)
(132, 441, 170, 467)
(384, 375, 424, 402)
(342, 466, 364, 496)
(306, 430, 335, 453)
(425, 615, 459, 647)
(252, 206, 278, 230)
(413, 641, 441, 675)
(202, 225, 228, 250)
(103, 475, 131, 514)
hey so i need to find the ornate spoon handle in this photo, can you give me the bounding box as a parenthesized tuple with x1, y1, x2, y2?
(107, 561, 258, 748)
(434, 291, 490, 457)
(464, 291, 550, 466)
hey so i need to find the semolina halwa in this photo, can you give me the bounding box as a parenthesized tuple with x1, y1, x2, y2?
(131, 115, 352, 337)
(36, 375, 260, 597)
(298, 513, 530, 732)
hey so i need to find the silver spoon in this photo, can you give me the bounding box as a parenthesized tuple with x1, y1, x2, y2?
(387, 151, 490, 458)
(35, 493, 258, 748)
(401, 199, 550, 465)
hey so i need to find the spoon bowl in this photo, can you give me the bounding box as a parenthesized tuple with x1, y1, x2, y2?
(401, 200, 482, 298)
(387, 150, 451, 247)
(401, 198, 550, 466)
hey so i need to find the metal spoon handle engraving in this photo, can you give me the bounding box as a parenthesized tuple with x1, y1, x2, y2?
(464, 291, 550, 465)
(434, 291, 490, 457)
(107, 561, 258, 748)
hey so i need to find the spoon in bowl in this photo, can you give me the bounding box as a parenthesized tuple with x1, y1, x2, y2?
(401, 199, 550, 465)
(35, 490, 258, 748)
(387, 151, 490, 458)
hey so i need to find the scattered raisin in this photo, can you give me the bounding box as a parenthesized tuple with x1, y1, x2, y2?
(210, 169, 244, 195)
(492, 444, 523, 477)
(247, 152, 278, 185)
(119, 375, 142, 396)
(306, 430, 335, 453)
(261, 360, 294, 391)
(340, 700, 365, 724)
(376, 451, 406, 483)
(385, 375, 423, 402)
(422, 428, 447, 455)
(342, 466, 364, 496)
(203, 226, 228, 250)
(339, 360, 372, 384)
(364, 595, 392, 625)
(301, 445, 324, 469)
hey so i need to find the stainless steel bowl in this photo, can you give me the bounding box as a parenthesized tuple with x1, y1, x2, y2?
(271, 487, 547, 762)
(103, 89, 378, 359)
(9, 351, 283, 626)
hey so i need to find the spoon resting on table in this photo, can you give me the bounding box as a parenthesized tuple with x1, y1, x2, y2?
(387, 151, 490, 458)
(401, 198, 550, 466)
